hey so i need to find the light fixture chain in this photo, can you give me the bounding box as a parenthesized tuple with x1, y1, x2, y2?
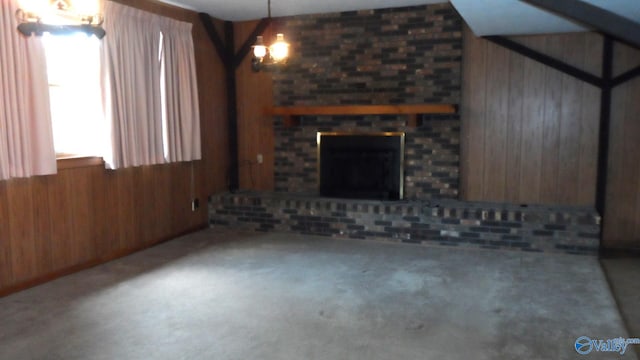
(268, 0, 271, 19)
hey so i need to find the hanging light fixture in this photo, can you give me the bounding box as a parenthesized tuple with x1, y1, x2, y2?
(16, 0, 105, 38)
(251, 0, 289, 72)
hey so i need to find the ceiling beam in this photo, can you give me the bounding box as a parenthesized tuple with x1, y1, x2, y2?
(484, 36, 603, 88)
(612, 65, 640, 87)
(522, 0, 640, 49)
(199, 13, 231, 69)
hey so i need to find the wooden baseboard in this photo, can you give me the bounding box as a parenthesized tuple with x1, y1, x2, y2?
(0, 224, 208, 298)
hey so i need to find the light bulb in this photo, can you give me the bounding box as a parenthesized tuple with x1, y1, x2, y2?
(252, 36, 267, 59)
(253, 45, 267, 59)
(269, 33, 289, 62)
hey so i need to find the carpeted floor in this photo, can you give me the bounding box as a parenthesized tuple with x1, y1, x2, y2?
(0, 229, 636, 359)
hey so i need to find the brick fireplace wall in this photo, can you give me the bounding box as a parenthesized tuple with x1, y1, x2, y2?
(272, 4, 462, 200)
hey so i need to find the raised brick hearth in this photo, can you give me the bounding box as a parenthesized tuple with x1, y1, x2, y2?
(209, 193, 600, 255)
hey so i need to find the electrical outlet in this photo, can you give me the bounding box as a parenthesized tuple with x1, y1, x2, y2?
(257, 154, 263, 164)
(191, 198, 199, 211)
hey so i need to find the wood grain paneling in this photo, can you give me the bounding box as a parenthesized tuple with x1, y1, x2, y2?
(460, 25, 486, 199)
(462, 27, 640, 249)
(461, 26, 601, 206)
(235, 20, 275, 191)
(518, 36, 546, 204)
(505, 48, 524, 203)
(557, 36, 584, 204)
(483, 43, 510, 200)
(578, 38, 602, 206)
(0, 182, 12, 287)
(603, 43, 640, 249)
(0, 0, 228, 295)
(539, 37, 563, 204)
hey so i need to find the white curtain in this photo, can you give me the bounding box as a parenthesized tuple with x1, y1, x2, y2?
(0, 0, 56, 180)
(102, 1, 164, 168)
(102, 1, 201, 169)
(160, 18, 201, 162)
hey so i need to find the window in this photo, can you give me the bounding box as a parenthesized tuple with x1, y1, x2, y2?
(43, 33, 105, 157)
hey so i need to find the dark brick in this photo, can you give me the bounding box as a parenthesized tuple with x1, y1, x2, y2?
(544, 224, 566, 231)
(489, 240, 508, 247)
(533, 230, 554, 236)
(374, 220, 392, 226)
(577, 232, 600, 239)
(347, 224, 365, 231)
(469, 226, 491, 233)
(501, 222, 523, 228)
(490, 228, 510, 234)
(442, 218, 460, 225)
(459, 232, 479, 238)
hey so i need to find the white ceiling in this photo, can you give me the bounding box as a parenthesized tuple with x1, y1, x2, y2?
(158, 0, 640, 36)
(451, 0, 640, 36)
(157, 0, 445, 21)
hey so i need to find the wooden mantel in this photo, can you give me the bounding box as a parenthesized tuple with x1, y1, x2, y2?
(265, 104, 458, 127)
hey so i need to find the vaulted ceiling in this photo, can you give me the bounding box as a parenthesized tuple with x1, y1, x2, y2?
(159, 0, 640, 35)
(450, 0, 640, 36)
(158, 0, 445, 21)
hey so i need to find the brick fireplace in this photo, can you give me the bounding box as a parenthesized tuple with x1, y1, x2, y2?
(209, 3, 602, 255)
(272, 4, 462, 200)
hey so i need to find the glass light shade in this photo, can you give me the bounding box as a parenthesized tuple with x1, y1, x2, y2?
(269, 33, 289, 62)
(253, 45, 267, 58)
(253, 35, 267, 58)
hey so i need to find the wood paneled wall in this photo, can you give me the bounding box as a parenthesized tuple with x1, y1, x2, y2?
(603, 43, 640, 249)
(461, 26, 640, 249)
(235, 20, 275, 191)
(0, 163, 200, 289)
(0, 0, 228, 294)
(461, 25, 602, 206)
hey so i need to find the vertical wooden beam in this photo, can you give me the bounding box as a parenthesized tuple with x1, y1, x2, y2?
(224, 21, 239, 191)
(596, 36, 614, 216)
(200, 15, 274, 192)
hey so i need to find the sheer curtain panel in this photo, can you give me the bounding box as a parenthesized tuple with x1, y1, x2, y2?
(160, 18, 201, 162)
(0, 0, 56, 180)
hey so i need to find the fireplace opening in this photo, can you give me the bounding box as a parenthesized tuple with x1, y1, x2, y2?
(317, 132, 405, 200)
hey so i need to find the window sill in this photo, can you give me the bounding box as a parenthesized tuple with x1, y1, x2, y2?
(56, 155, 105, 170)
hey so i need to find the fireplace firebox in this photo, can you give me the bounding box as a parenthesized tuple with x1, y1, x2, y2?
(317, 132, 405, 200)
